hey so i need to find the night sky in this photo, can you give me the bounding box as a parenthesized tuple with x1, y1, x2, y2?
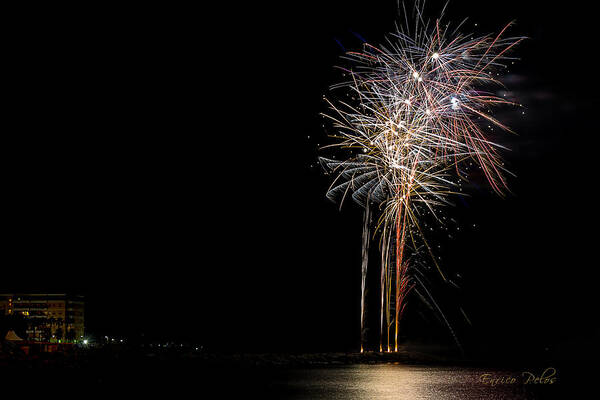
(4, 1, 598, 357)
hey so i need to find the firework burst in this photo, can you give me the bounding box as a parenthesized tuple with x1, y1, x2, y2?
(320, 2, 523, 352)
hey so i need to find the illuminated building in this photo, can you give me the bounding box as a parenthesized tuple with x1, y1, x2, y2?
(0, 293, 84, 342)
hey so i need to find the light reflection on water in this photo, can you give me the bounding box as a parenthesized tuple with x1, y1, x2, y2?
(274, 364, 532, 400)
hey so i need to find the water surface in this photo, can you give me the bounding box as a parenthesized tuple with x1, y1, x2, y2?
(267, 364, 553, 399)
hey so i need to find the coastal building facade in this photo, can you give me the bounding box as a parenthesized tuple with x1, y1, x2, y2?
(0, 293, 84, 342)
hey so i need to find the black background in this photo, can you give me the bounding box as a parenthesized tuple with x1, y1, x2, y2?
(3, 1, 598, 359)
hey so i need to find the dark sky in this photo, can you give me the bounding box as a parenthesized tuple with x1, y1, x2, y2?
(4, 1, 599, 356)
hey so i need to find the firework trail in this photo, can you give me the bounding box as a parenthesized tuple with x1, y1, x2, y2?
(359, 200, 371, 353)
(320, 1, 522, 352)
